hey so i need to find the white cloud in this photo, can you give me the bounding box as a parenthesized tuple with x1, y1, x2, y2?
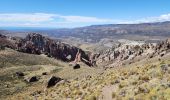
(0, 13, 113, 23)
(0, 13, 170, 27)
(122, 13, 170, 24)
(58, 15, 114, 23)
(0, 13, 56, 22)
(0, 13, 115, 27)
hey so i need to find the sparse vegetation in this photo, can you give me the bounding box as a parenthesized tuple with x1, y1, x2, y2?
(0, 48, 62, 68)
(1, 32, 170, 100)
(19, 57, 169, 100)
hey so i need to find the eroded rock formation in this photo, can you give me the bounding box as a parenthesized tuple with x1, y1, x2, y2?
(15, 33, 93, 66)
(93, 38, 170, 68)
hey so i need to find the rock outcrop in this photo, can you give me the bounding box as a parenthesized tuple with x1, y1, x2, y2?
(93, 38, 170, 68)
(15, 33, 93, 66)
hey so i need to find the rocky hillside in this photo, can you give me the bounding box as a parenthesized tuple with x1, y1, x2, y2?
(6, 39, 170, 100)
(0, 33, 94, 66)
(93, 38, 170, 68)
(1, 32, 170, 100)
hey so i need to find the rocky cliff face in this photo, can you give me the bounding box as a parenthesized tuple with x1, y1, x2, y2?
(15, 33, 92, 66)
(93, 38, 170, 68)
(1, 33, 170, 68)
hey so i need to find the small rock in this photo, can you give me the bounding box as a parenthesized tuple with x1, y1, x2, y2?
(149, 55, 154, 58)
(73, 64, 80, 69)
(160, 53, 165, 57)
(47, 76, 62, 88)
(25, 76, 38, 82)
(16, 72, 24, 77)
(42, 72, 48, 75)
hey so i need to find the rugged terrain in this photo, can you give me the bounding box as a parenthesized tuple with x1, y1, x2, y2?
(1, 21, 170, 43)
(1, 22, 170, 100)
(2, 37, 170, 100)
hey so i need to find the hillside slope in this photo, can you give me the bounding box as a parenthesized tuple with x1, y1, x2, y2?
(6, 50, 170, 100)
(4, 38, 170, 100)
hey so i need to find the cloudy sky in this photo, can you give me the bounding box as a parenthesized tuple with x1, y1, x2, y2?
(0, 0, 170, 28)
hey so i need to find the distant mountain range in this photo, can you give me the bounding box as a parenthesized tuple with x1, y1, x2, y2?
(1, 21, 170, 42)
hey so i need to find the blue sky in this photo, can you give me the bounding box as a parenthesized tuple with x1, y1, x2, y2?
(0, 0, 170, 28)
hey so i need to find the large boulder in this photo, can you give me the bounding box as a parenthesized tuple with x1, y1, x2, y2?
(46, 76, 62, 88)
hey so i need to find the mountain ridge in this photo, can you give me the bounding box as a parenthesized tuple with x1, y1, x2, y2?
(1, 21, 170, 43)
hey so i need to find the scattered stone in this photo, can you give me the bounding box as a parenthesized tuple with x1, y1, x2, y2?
(149, 54, 154, 58)
(25, 76, 38, 82)
(16, 72, 24, 77)
(47, 76, 62, 88)
(73, 64, 80, 69)
(160, 53, 165, 57)
(42, 72, 48, 75)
